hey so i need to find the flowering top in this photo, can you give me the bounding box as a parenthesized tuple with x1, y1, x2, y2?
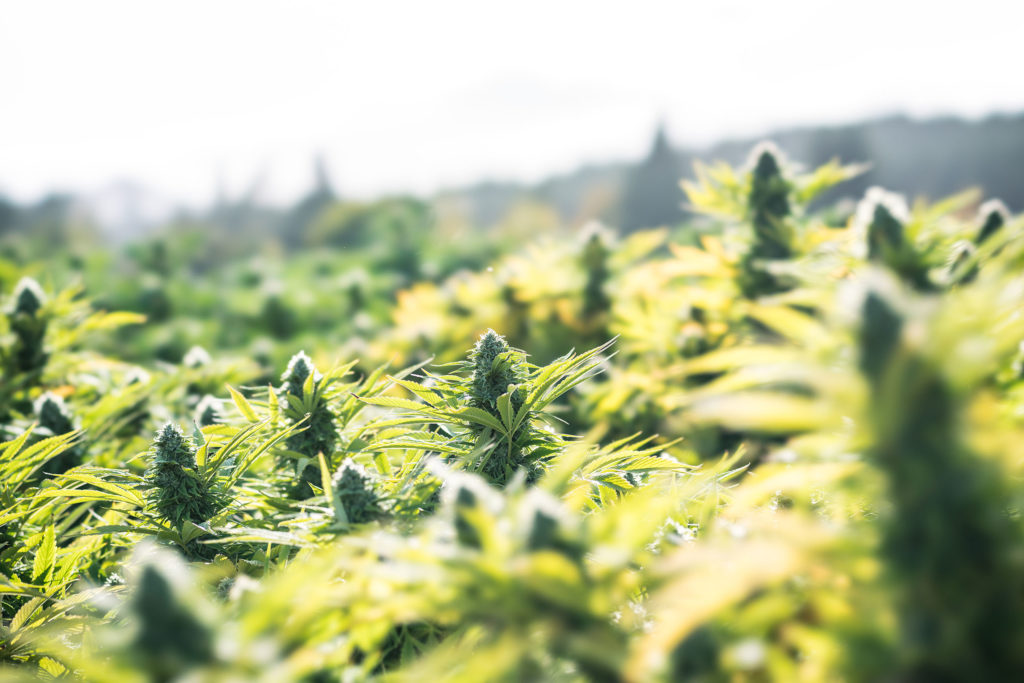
(153, 422, 197, 468)
(182, 346, 212, 369)
(34, 392, 74, 436)
(737, 142, 796, 298)
(976, 199, 1010, 245)
(12, 277, 46, 316)
(331, 459, 382, 524)
(281, 350, 318, 398)
(853, 187, 910, 257)
(747, 142, 792, 244)
(468, 330, 527, 414)
(194, 395, 222, 428)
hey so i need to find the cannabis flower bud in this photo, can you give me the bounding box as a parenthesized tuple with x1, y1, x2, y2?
(129, 558, 215, 677)
(739, 142, 795, 297)
(34, 392, 74, 436)
(146, 423, 218, 527)
(747, 142, 792, 250)
(853, 187, 910, 260)
(854, 188, 931, 290)
(281, 350, 319, 398)
(580, 228, 611, 319)
(33, 392, 81, 475)
(331, 459, 382, 524)
(12, 277, 46, 317)
(194, 395, 222, 428)
(7, 277, 49, 374)
(468, 330, 527, 416)
(521, 489, 575, 555)
(976, 199, 1010, 245)
(278, 351, 335, 499)
(441, 474, 500, 550)
(182, 345, 212, 369)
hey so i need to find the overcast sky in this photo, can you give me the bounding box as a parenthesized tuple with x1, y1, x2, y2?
(2, 0, 1023, 207)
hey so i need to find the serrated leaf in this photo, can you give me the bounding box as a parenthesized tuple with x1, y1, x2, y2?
(319, 451, 333, 500)
(452, 406, 506, 434)
(10, 596, 44, 632)
(497, 392, 513, 432)
(33, 525, 55, 582)
(227, 384, 259, 422)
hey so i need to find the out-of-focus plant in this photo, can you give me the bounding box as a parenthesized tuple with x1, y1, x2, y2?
(5, 277, 49, 377)
(31, 393, 81, 475)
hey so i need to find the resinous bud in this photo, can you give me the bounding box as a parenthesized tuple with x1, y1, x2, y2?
(976, 199, 1010, 245)
(34, 392, 74, 435)
(281, 350, 318, 398)
(11, 277, 46, 316)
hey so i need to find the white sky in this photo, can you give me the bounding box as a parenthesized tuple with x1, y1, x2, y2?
(2, 0, 1023, 207)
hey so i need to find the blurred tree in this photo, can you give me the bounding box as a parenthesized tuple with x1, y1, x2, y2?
(280, 155, 336, 248)
(0, 195, 17, 237)
(620, 123, 683, 232)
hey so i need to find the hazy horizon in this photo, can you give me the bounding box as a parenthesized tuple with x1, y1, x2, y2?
(4, 0, 1023, 208)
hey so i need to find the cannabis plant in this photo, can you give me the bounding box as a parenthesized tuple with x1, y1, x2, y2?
(193, 394, 222, 427)
(32, 392, 81, 475)
(4, 277, 49, 378)
(39, 418, 295, 559)
(145, 422, 221, 528)
(276, 351, 338, 498)
(330, 459, 384, 525)
(740, 143, 795, 297)
(366, 330, 614, 487)
(857, 279, 1024, 680)
(975, 198, 1009, 245)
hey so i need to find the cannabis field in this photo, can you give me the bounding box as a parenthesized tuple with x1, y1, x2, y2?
(3, 144, 1024, 681)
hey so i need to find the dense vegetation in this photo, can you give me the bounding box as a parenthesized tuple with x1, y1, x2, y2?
(2, 142, 1024, 681)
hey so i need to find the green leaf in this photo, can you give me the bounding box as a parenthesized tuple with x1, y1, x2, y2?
(452, 406, 506, 434)
(180, 521, 211, 545)
(388, 376, 444, 407)
(32, 525, 55, 582)
(319, 451, 333, 500)
(1, 425, 35, 460)
(10, 596, 44, 632)
(359, 395, 430, 412)
(52, 472, 146, 507)
(227, 384, 259, 422)
(497, 392, 513, 432)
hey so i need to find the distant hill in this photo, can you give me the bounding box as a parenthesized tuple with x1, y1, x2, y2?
(440, 113, 1024, 231)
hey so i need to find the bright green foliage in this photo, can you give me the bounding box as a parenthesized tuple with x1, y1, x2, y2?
(146, 423, 219, 527)
(3, 142, 1024, 682)
(364, 330, 623, 487)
